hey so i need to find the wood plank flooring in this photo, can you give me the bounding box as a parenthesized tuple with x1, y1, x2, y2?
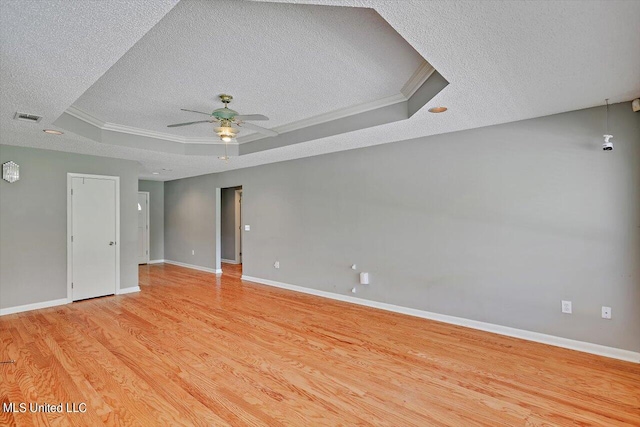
(1, 263, 639, 426)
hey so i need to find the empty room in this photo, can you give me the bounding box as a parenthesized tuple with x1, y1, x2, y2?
(1, 0, 639, 425)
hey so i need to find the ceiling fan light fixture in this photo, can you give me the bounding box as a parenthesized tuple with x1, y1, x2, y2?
(215, 124, 238, 142)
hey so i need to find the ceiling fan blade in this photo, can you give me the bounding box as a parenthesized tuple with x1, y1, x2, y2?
(240, 121, 278, 137)
(167, 120, 212, 128)
(235, 114, 269, 121)
(180, 108, 213, 116)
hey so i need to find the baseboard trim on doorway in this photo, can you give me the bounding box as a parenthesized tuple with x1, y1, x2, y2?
(165, 259, 222, 274)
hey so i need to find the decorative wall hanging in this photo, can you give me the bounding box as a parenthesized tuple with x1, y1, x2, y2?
(2, 161, 19, 183)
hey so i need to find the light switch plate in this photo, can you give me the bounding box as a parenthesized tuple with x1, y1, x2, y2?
(244, 225, 250, 231)
(602, 306, 612, 319)
(561, 300, 572, 314)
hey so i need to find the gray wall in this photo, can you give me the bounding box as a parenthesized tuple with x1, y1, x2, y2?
(221, 186, 241, 261)
(0, 145, 140, 309)
(164, 102, 640, 352)
(138, 180, 164, 261)
(164, 174, 217, 267)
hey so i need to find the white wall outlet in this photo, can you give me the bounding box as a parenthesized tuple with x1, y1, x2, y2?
(351, 287, 357, 293)
(351, 264, 357, 270)
(359, 272, 369, 285)
(244, 225, 251, 231)
(561, 300, 572, 314)
(602, 306, 612, 319)
(192, 250, 195, 255)
(274, 261, 280, 269)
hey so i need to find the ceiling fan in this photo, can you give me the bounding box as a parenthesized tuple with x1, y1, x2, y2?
(167, 94, 278, 142)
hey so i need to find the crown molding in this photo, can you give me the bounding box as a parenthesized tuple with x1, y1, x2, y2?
(238, 61, 435, 144)
(65, 106, 224, 145)
(102, 121, 224, 145)
(66, 105, 106, 127)
(237, 92, 407, 144)
(401, 60, 436, 98)
(64, 60, 438, 149)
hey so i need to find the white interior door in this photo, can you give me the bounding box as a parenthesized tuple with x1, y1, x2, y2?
(71, 177, 118, 301)
(138, 192, 149, 264)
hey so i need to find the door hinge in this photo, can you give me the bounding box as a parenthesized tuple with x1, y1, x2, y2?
(71, 189, 73, 195)
(71, 236, 74, 242)
(146, 225, 149, 230)
(146, 250, 148, 254)
(71, 283, 74, 289)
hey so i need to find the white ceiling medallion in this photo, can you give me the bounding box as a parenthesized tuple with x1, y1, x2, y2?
(2, 161, 20, 183)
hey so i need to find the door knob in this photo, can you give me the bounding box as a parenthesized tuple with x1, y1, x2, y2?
(109, 242, 115, 246)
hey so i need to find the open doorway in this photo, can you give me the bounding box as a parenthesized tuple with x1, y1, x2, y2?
(220, 186, 242, 275)
(137, 191, 150, 265)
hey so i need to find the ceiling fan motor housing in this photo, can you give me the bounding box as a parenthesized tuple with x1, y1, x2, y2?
(212, 107, 238, 120)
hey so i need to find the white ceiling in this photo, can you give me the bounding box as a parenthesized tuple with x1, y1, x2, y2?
(73, 0, 424, 139)
(1, 0, 639, 181)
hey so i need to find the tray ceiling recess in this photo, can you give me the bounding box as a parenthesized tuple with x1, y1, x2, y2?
(55, 0, 448, 158)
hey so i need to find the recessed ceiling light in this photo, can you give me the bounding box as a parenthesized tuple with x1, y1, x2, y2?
(428, 106, 448, 113)
(43, 129, 63, 135)
(152, 172, 160, 175)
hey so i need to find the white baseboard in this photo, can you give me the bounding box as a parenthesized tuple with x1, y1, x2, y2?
(221, 259, 240, 264)
(1, 287, 140, 316)
(165, 259, 222, 274)
(148, 259, 165, 264)
(0, 298, 69, 316)
(241, 275, 640, 364)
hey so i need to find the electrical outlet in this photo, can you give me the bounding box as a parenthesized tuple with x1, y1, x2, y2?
(192, 250, 195, 255)
(274, 261, 280, 269)
(561, 300, 572, 314)
(602, 306, 612, 319)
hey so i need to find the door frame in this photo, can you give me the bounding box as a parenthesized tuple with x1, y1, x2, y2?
(138, 191, 150, 265)
(67, 173, 121, 302)
(235, 189, 242, 264)
(215, 185, 243, 273)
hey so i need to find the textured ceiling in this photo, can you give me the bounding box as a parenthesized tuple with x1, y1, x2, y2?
(1, 0, 639, 181)
(73, 0, 424, 138)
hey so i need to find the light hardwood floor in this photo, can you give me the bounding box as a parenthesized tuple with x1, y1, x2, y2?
(1, 263, 639, 426)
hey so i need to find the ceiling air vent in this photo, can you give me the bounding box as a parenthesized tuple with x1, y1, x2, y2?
(14, 112, 43, 123)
